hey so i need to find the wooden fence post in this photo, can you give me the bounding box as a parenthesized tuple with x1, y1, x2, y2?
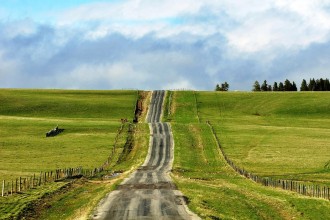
(6, 182, 9, 196)
(1, 180, 5, 197)
(23, 178, 26, 191)
(19, 177, 21, 192)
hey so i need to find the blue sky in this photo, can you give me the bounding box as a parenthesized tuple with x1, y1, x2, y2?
(0, 0, 330, 90)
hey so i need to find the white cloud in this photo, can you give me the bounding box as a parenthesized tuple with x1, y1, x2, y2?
(1, 0, 330, 90)
(51, 0, 330, 55)
(56, 0, 203, 24)
(225, 0, 330, 53)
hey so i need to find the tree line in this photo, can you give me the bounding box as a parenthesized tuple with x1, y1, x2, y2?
(215, 82, 229, 91)
(300, 78, 330, 91)
(253, 78, 330, 92)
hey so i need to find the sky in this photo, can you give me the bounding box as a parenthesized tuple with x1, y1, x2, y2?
(0, 0, 330, 91)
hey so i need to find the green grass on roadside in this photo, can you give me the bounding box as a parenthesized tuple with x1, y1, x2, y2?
(0, 89, 137, 181)
(169, 91, 330, 219)
(33, 122, 150, 220)
(0, 89, 143, 219)
(0, 181, 68, 220)
(171, 91, 199, 123)
(171, 91, 330, 184)
(171, 122, 330, 219)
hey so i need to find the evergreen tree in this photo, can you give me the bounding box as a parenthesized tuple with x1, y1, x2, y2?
(292, 81, 297, 91)
(319, 78, 325, 91)
(273, 82, 278, 91)
(309, 78, 315, 91)
(253, 81, 261, 91)
(267, 85, 272, 91)
(314, 80, 319, 91)
(284, 79, 292, 91)
(315, 79, 321, 91)
(261, 80, 268, 91)
(278, 82, 284, 91)
(325, 78, 330, 91)
(216, 82, 229, 91)
(300, 79, 308, 91)
(221, 82, 229, 91)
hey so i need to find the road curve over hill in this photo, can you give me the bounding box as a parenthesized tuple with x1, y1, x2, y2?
(92, 90, 199, 220)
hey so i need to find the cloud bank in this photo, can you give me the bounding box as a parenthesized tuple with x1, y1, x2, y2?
(0, 0, 330, 90)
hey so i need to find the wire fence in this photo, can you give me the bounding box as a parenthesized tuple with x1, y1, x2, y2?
(1, 166, 104, 197)
(207, 121, 330, 201)
(1, 91, 143, 198)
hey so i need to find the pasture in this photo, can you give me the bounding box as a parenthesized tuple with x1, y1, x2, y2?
(167, 91, 330, 219)
(170, 91, 330, 184)
(0, 89, 137, 180)
(0, 89, 151, 219)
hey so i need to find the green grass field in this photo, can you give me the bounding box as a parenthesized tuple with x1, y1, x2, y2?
(1, 89, 330, 219)
(0, 89, 151, 219)
(170, 91, 330, 184)
(167, 91, 330, 219)
(0, 89, 137, 180)
(32, 122, 150, 220)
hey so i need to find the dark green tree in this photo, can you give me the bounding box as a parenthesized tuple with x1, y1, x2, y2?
(292, 81, 297, 91)
(314, 80, 319, 91)
(253, 81, 261, 91)
(319, 78, 325, 91)
(284, 79, 292, 91)
(300, 79, 308, 91)
(216, 82, 229, 91)
(267, 85, 272, 91)
(325, 78, 330, 91)
(261, 80, 268, 91)
(221, 82, 229, 91)
(309, 78, 316, 91)
(278, 82, 284, 91)
(273, 82, 278, 91)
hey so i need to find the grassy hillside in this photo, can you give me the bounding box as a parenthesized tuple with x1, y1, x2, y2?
(0, 89, 137, 181)
(0, 89, 136, 119)
(171, 122, 330, 219)
(170, 91, 330, 184)
(30, 122, 150, 220)
(167, 91, 330, 219)
(0, 89, 151, 219)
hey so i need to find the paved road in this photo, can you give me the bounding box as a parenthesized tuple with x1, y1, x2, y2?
(92, 90, 199, 220)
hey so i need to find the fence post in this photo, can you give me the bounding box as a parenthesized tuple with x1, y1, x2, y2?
(23, 178, 26, 191)
(1, 180, 4, 197)
(19, 177, 21, 192)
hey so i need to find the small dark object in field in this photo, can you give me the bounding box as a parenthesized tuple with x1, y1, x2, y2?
(46, 126, 64, 137)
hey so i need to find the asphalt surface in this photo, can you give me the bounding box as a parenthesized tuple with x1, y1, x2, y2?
(92, 90, 199, 220)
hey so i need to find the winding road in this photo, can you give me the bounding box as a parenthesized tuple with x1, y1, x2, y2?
(92, 90, 199, 220)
